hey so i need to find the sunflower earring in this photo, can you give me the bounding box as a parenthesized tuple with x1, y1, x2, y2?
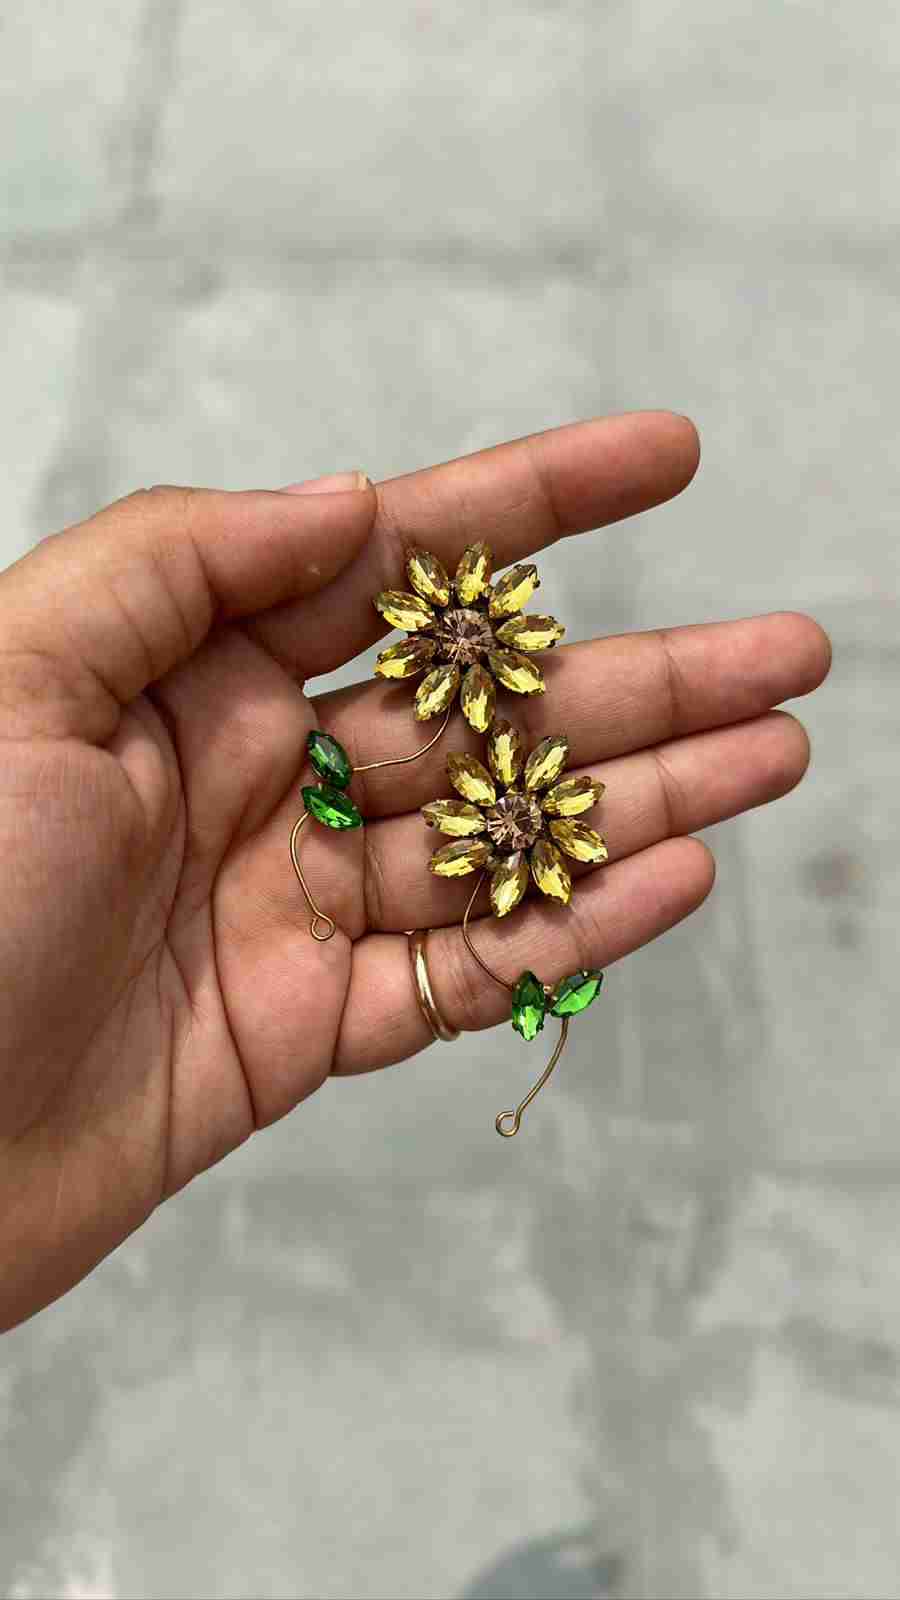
(374, 543, 565, 728)
(290, 538, 607, 1136)
(422, 719, 607, 1136)
(290, 539, 565, 935)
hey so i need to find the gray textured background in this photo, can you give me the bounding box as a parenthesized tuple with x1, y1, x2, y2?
(1, 2, 897, 1597)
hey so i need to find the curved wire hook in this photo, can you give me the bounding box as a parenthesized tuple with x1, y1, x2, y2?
(353, 704, 452, 773)
(461, 872, 514, 992)
(289, 812, 336, 942)
(290, 707, 451, 946)
(495, 1018, 570, 1138)
(460, 874, 571, 1136)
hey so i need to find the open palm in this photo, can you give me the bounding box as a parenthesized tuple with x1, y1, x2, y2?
(0, 414, 830, 1330)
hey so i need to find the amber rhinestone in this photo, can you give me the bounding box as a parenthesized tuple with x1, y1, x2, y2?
(460, 663, 495, 731)
(406, 548, 451, 608)
(523, 735, 569, 792)
(489, 851, 530, 918)
(421, 799, 486, 837)
(541, 774, 605, 817)
(486, 719, 524, 786)
(414, 662, 460, 720)
(374, 590, 435, 632)
(549, 819, 609, 865)
(428, 837, 494, 878)
(494, 613, 565, 651)
(454, 541, 493, 604)
(446, 753, 496, 806)
(530, 838, 572, 904)
(487, 648, 546, 697)
(488, 564, 540, 619)
(374, 636, 437, 680)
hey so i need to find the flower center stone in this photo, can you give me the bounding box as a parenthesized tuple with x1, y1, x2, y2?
(432, 607, 495, 666)
(484, 791, 543, 851)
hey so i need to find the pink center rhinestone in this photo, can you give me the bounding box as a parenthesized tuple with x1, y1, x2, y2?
(484, 791, 543, 851)
(432, 607, 495, 667)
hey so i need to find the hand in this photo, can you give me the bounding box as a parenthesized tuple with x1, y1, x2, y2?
(0, 415, 830, 1330)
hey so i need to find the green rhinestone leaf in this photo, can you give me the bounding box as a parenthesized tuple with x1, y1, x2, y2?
(302, 783, 363, 830)
(550, 970, 603, 1017)
(511, 971, 547, 1041)
(307, 730, 352, 789)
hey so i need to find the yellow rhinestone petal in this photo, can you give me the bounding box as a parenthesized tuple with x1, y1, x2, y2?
(549, 819, 609, 865)
(523, 734, 569, 792)
(489, 851, 529, 918)
(414, 662, 460, 720)
(486, 718, 524, 786)
(488, 563, 540, 618)
(374, 590, 435, 632)
(460, 662, 496, 732)
(494, 613, 565, 651)
(375, 637, 437, 679)
(428, 838, 493, 878)
(487, 649, 546, 697)
(530, 839, 572, 905)
(446, 753, 496, 806)
(454, 541, 493, 604)
(421, 799, 486, 837)
(406, 548, 451, 608)
(541, 774, 605, 817)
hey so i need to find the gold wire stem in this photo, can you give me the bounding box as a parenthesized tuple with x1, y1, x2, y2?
(459, 873, 572, 1135)
(461, 872, 514, 993)
(289, 812, 337, 942)
(495, 1018, 570, 1139)
(353, 704, 452, 773)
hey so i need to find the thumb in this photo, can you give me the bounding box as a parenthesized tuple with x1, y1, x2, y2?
(0, 477, 376, 742)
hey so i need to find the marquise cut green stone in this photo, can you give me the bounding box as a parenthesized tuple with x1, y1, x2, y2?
(550, 970, 603, 1017)
(307, 730, 352, 789)
(511, 971, 547, 1041)
(302, 783, 363, 830)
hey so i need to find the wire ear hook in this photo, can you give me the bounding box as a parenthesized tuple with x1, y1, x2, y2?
(425, 724, 607, 1136)
(289, 813, 337, 942)
(353, 704, 452, 774)
(291, 708, 454, 942)
(495, 1017, 571, 1137)
(461, 874, 578, 1137)
(288, 537, 606, 1138)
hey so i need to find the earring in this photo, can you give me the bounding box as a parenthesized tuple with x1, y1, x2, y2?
(289, 538, 564, 934)
(289, 536, 606, 1136)
(423, 718, 607, 1136)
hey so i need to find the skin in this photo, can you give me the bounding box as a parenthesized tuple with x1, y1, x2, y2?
(0, 413, 831, 1332)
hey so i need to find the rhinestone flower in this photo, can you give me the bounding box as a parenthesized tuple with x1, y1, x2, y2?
(421, 721, 607, 916)
(373, 543, 564, 731)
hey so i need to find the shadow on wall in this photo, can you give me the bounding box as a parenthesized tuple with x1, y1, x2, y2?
(460, 1528, 622, 1600)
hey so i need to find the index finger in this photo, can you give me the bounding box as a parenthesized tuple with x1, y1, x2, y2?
(248, 411, 700, 679)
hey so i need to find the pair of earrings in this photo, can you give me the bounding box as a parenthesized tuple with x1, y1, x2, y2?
(291, 542, 608, 1136)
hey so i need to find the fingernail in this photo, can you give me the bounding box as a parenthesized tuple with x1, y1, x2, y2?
(281, 472, 371, 494)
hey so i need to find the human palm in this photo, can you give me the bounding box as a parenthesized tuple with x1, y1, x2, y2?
(0, 415, 830, 1330)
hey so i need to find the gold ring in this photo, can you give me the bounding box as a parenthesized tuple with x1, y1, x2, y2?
(408, 929, 460, 1043)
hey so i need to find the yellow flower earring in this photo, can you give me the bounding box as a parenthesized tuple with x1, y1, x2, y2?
(420, 718, 609, 1136)
(288, 530, 607, 1139)
(423, 720, 607, 916)
(374, 543, 565, 731)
